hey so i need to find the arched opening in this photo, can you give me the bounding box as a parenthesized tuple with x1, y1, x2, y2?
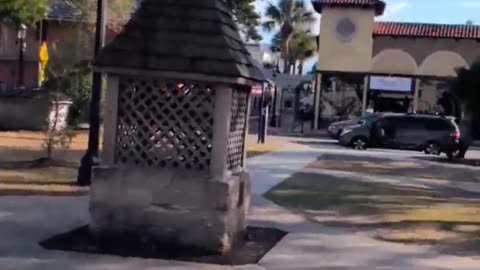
(371, 49, 418, 75)
(416, 51, 469, 114)
(418, 51, 469, 77)
(368, 50, 417, 114)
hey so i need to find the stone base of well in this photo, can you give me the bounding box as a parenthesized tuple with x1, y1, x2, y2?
(89, 167, 251, 254)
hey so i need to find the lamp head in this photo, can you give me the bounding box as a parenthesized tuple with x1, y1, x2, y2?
(17, 24, 27, 40)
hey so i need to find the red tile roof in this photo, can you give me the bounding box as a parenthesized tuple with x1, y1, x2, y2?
(374, 22, 480, 39)
(312, 0, 386, 16)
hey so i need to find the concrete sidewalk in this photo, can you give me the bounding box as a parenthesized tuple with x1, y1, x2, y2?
(1, 140, 480, 269)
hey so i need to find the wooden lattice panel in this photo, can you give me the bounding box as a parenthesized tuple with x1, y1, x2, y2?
(227, 88, 249, 170)
(115, 78, 215, 170)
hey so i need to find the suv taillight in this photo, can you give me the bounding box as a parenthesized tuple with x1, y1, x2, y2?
(451, 130, 461, 139)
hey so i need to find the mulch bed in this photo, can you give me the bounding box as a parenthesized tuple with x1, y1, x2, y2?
(40, 226, 286, 265)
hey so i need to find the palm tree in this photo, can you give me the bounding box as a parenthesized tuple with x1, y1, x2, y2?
(271, 30, 317, 74)
(262, 0, 315, 74)
(289, 30, 317, 74)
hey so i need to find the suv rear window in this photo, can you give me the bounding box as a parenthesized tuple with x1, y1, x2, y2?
(424, 118, 454, 131)
(385, 116, 425, 130)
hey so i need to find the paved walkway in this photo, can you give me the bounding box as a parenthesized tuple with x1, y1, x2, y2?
(1, 139, 480, 269)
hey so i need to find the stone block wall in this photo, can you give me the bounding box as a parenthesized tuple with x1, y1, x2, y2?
(90, 167, 251, 253)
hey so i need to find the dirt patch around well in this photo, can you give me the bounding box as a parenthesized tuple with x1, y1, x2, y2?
(40, 226, 287, 266)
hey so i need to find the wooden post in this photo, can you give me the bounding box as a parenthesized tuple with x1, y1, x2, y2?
(243, 91, 251, 170)
(413, 79, 420, 113)
(362, 76, 369, 114)
(313, 73, 322, 130)
(210, 86, 233, 179)
(101, 76, 119, 166)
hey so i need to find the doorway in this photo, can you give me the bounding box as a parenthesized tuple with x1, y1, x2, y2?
(373, 96, 412, 113)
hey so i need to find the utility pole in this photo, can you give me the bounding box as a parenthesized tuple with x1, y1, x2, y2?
(17, 24, 27, 87)
(77, 0, 107, 186)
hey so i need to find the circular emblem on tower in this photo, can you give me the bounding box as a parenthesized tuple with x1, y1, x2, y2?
(336, 17, 357, 43)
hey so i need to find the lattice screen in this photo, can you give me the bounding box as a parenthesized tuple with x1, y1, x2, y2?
(115, 78, 215, 170)
(227, 88, 249, 170)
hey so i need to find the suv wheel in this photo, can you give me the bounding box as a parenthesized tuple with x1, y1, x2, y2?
(425, 142, 440, 155)
(352, 137, 367, 150)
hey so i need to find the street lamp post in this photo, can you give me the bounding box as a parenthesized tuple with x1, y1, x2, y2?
(270, 70, 278, 127)
(17, 24, 27, 87)
(77, 0, 107, 186)
(269, 47, 281, 127)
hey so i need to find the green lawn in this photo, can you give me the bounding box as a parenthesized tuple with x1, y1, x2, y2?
(265, 170, 480, 252)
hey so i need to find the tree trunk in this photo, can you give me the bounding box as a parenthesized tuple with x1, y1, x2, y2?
(283, 58, 289, 74)
(293, 85, 300, 131)
(280, 28, 293, 74)
(281, 37, 289, 74)
(298, 60, 304, 75)
(46, 101, 60, 160)
(47, 139, 53, 160)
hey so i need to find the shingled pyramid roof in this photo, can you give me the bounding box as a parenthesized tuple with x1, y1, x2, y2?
(94, 0, 265, 85)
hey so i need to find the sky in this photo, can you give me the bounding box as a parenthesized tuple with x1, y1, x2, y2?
(254, 0, 480, 42)
(253, 0, 480, 72)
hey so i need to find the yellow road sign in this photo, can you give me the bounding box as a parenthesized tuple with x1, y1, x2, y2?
(39, 42, 49, 63)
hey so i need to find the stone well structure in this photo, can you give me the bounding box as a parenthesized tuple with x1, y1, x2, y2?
(89, 0, 264, 253)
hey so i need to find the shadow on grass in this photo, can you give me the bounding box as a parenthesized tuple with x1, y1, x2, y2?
(292, 140, 339, 149)
(0, 189, 88, 197)
(414, 156, 480, 167)
(0, 157, 88, 197)
(438, 230, 480, 257)
(0, 158, 78, 170)
(265, 170, 480, 256)
(310, 154, 480, 183)
(0, 145, 85, 164)
(247, 150, 270, 158)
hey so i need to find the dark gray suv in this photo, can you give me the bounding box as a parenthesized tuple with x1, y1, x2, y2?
(327, 113, 382, 139)
(339, 114, 463, 157)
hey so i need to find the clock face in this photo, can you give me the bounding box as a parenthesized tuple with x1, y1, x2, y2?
(336, 17, 357, 43)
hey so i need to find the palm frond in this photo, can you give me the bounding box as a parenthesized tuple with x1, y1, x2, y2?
(264, 3, 283, 23)
(262, 20, 276, 32)
(262, 0, 316, 74)
(293, 0, 306, 10)
(279, 0, 294, 18)
(270, 32, 282, 48)
(287, 29, 317, 73)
